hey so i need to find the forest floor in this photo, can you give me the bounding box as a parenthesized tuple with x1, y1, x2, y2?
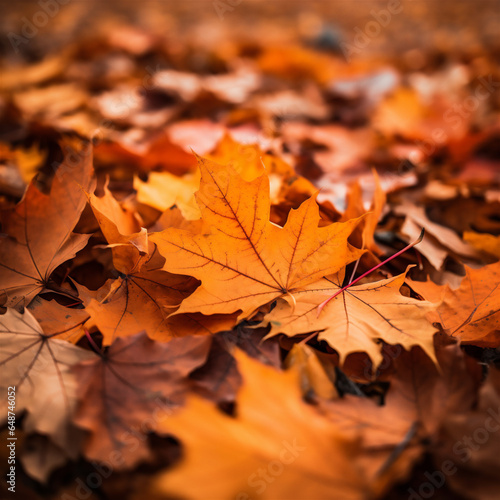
(1, 2, 500, 499)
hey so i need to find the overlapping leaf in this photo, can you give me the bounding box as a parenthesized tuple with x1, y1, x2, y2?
(410, 260, 500, 346)
(87, 181, 149, 274)
(77, 251, 236, 345)
(150, 351, 368, 500)
(71, 331, 211, 468)
(320, 345, 481, 495)
(434, 368, 500, 500)
(0, 308, 96, 451)
(264, 267, 438, 367)
(151, 155, 363, 320)
(0, 140, 95, 308)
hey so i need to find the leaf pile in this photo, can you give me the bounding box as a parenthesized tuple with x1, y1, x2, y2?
(1, 10, 499, 500)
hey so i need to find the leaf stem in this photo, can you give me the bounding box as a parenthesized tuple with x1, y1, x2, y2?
(84, 329, 102, 354)
(317, 229, 425, 317)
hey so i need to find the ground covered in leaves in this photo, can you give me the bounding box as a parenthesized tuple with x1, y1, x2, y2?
(1, 3, 500, 499)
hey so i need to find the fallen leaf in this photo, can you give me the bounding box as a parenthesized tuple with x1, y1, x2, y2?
(88, 181, 149, 274)
(0, 140, 95, 308)
(264, 267, 438, 367)
(340, 169, 386, 254)
(0, 51, 71, 91)
(72, 331, 211, 468)
(76, 259, 193, 345)
(434, 368, 500, 500)
(134, 171, 201, 220)
(13, 83, 87, 121)
(320, 345, 481, 496)
(463, 231, 500, 259)
(412, 261, 500, 346)
(94, 128, 196, 175)
(396, 203, 482, 269)
(28, 296, 88, 343)
(150, 350, 369, 500)
(11, 142, 47, 184)
(151, 154, 363, 320)
(0, 308, 96, 453)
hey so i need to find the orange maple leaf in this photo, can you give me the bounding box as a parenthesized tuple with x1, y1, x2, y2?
(0, 140, 95, 308)
(151, 350, 368, 500)
(151, 155, 363, 320)
(410, 261, 500, 346)
(76, 257, 235, 345)
(87, 180, 148, 275)
(264, 267, 438, 367)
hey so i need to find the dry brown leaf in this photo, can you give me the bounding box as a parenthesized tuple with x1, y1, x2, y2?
(0, 308, 96, 453)
(320, 345, 481, 496)
(434, 368, 500, 500)
(72, 331, 211, 468)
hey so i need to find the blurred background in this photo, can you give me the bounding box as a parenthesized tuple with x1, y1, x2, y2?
(1, 0, 500, 225)
(1, 0, 500, 63)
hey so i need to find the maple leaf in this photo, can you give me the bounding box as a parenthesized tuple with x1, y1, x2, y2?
(151, 155, 363, 320)
(410, 261, 500, 346)
(151, 350, 369, 500)
(84, 183, 236, 343)
(208, 133, 318, 212)
(76, 250, 236, 345)
(0, 140, 95, 308)
(320, 345, 481, 496)
(0, 308, 96, 452)
(132, 134, 270, 222)
(71, 331, 211, 468)
(263, 267, 438, 367)
(5, 16, 500, 500)
(134, 133, 316, 222)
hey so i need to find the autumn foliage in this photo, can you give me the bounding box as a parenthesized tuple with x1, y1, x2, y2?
(1, 5, 500, 500)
